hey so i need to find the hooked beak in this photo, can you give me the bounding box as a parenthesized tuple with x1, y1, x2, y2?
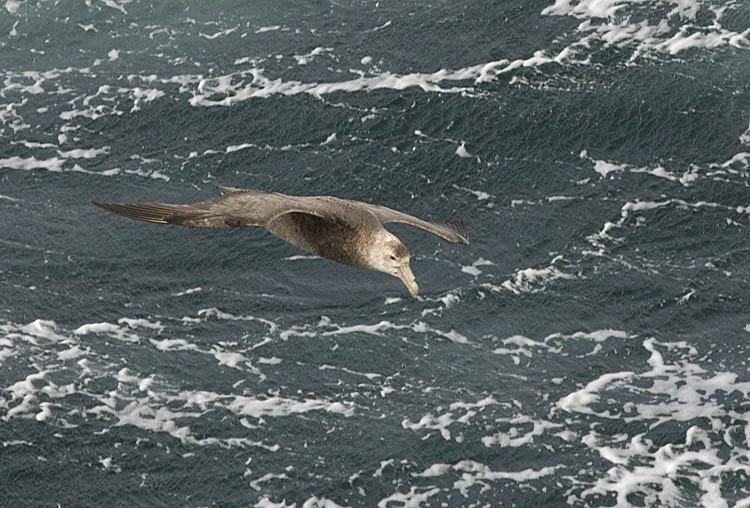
(397, 263, 419, 297)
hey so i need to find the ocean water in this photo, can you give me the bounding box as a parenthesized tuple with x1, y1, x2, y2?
(1, 0, 749, 506)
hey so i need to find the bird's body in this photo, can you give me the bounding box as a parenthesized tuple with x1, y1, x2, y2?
(93, 186, 469, 295)
(264, 198, 378, 269)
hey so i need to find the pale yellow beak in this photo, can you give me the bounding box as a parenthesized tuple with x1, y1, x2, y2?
(397, 264, 419, 297)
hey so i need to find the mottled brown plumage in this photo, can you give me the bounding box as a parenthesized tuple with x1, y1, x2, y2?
(92, 186, 469, 295)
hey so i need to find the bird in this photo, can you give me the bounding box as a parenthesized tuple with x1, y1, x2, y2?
(92, 186, 469, 296)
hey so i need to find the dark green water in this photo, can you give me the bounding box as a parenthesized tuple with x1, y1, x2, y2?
(1, 1, 749, 506)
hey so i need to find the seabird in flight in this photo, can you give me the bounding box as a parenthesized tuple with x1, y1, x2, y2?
(93, 186, 469, 296)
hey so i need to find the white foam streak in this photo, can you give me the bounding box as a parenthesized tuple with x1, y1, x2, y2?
(587, 195, 750, 255)
(559, 337, 750, 504)
(4, 370, 49, 420)
(377, 487, 441, 508)
(0, 319, 352, 449)
(322, 320, 401, 337)
(101, 0, 129, 15)
(74, 319, 162, 343)
(254, 497, 295, 508)
(0, 155, 65, 172)
(481, 415, 563, 448)
(199, 26, 239, 40)
(0, 152, 158, 179)
(19, 319, 71, 343)
(5, 0, 20, 14)
(581, 150, 699, 185)
(313, 314, 471, 345)
(621, 199, 738, 217)
(255, 25, 282, 34)
(415, 461, 559, 497)
(225, 395, 355, 419)
(187, 50, 563, 106)
(250, 472, 289, 491)
(319, 364, 381, 380)
(494, 329, 632, 361)
(198, 307, 279, 335)
(578, 428, 750, 507)
(189, 68, 474, 106)
(740, 121, 750, 145)
(455, 141, 473, 159)
(452, 184, 492, 202)
(558, 370, 635, 416)
(172, 286, 202, 297)
(293, 47, 333, 65)
(542, 0, 750, 60)
(500, 256, 575, 294)
(593, 159, 627, 177)
(402, 397, 499, 441)
(57, 146, 110, 159)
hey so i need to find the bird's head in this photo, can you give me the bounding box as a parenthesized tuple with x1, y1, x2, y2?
(370, 231, 418, 296)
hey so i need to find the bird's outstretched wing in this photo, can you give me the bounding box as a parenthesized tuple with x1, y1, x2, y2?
(362, 202, 469, 245)
(92, 187, 349, 228)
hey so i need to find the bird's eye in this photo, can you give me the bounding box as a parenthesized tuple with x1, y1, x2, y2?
(389, 255, 397, 261)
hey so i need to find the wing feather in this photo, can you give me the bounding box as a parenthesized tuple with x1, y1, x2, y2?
(93, 188, 360, 229)
(93, 187, 468, 243)
(363, 203, 469, 244)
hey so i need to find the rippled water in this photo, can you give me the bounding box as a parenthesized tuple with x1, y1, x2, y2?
(2, 0, 750, 506)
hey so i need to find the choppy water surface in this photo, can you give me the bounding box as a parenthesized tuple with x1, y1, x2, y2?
(2, 0, 749, 506)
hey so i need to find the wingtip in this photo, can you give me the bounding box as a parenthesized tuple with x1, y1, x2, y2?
(447, 218, 470, 245)
(90, 200, 171, 224)
(92, 200, 123, 215)
(91, 200, 120, 215)
(217, 185, 242, 195)
(218, 185, 262, 196)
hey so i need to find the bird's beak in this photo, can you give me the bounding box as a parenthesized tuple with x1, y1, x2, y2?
(397, 264, 419, 297)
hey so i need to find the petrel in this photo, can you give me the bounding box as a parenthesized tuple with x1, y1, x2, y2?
(93, 186, 469, 296)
